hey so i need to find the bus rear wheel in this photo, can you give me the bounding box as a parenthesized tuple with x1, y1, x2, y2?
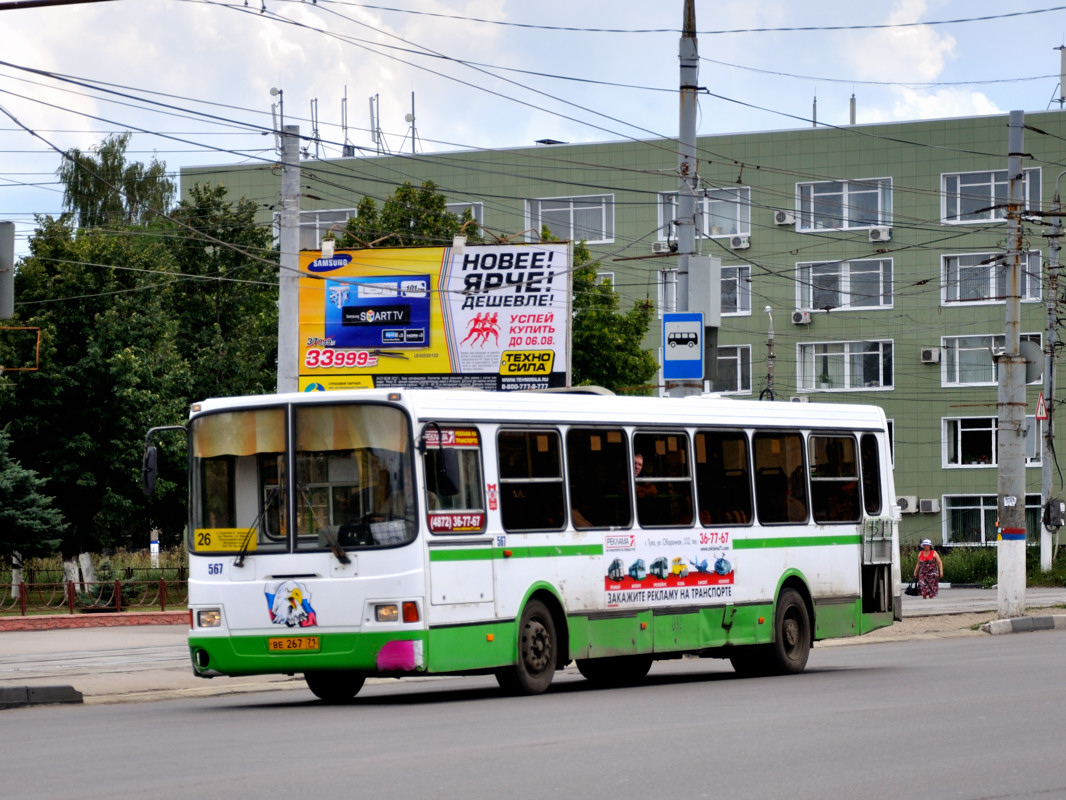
(576, 655, 653, 686)
(496, 599, 556, 695)
(304, 670, 366, 703)
(770, 588, 811, 674)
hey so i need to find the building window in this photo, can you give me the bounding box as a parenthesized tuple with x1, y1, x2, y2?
(797, 340, 893, 391)
(796, 259, 892, 311)
(716, 346, 751, 394)
(657, 267, 748, 318)
(658, 187, 751, 240)
(942, 251, 1041, 304)
(595, 271, 615, 287)
(943, 416, 1041, 467)
(942, 168, 1041, 224)
(944, 494, 1042, 545)
(722, 265, 751, 315)
(294, 208, 356, 251)
(942, 334, 1041, 386)
(446, 201, 484, 226)
(527, 195, 613, 243)
(796, 178, 891, 231)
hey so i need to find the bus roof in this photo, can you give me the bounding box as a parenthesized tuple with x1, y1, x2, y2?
(190, 389, 888, 432)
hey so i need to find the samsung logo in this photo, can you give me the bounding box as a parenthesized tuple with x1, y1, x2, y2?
(308, 254, 353, 273)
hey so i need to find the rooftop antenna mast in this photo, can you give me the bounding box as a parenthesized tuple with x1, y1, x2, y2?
(270, 87, 284, 154)
(1058, 45, 1066, 109)
(306, 97, 321, 159)
(341, 86, 355, 157)
(402, 91, 419, 154)
(369, 93, 389, 155)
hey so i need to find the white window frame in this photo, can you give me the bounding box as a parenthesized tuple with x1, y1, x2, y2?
(941, 333, 1042, 386)
(796, 178, 892, 231)
(796, 258, 892, 311)
(595, 271, 615, 287)
(658, 187, 751, 240)
(446, 201, 484, 226)
(721, 265, 751, 316)
(941, 168, 1041, 224)
(715, 345, 751, 395)
(658, 266, 750, 318)
(943, 494, 1042, 546)
(281, 208, 356, 251)
(942, 416, 1041, 467)
(941, 251, 1041, 305)
(526, 194, 614, 244)
(796, 340, 893, 392)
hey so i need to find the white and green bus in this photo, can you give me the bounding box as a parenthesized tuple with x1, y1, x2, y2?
(148, 387, 900, 701)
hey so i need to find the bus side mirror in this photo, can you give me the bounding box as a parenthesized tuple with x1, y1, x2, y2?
(142, 445, 159, 497)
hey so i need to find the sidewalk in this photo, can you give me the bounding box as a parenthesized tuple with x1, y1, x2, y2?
(2, 586, 1065, 708)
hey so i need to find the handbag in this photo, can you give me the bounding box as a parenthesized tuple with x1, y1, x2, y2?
(904, 579, 919, 597)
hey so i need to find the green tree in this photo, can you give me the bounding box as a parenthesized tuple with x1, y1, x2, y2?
(166, 183, 279, 401)
(56, 132, 174, 228)
(0, 216, 191, 551)
(569, 242, 658, 392)
(339, 181, 481, 247)
(0, 426, 65, 560)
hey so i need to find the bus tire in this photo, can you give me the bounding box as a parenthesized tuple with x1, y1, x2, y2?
(770, 588, 811, 674)
(576, 655, 653, 686)
(304, 670, 366, 703)
(497, 599, 556, 695)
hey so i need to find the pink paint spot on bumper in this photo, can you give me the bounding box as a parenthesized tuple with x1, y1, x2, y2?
(376, 640, 419, 671)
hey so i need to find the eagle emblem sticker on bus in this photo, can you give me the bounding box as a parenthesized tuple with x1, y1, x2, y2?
(265, 580, 318, 628)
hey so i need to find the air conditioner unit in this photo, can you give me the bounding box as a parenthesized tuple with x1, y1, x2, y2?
(896, 495, 918, 514)
(651, 241, 674, 254)
(869, 226, 891, 242)
(774, 210, 795, 226)
(921, 347, 940, 364)
(730, 235, 750, 250)
(919, 498, 941, 514)
(789, 396, 809, 403)
(792, 310, 811, 325)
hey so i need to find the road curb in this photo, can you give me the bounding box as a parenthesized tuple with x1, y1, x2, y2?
(981, 614, 1066, 635)
(0, 685, 83, 709)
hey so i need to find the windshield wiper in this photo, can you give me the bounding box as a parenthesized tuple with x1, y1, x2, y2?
(298, 485, 351, 565)
(234, 486, 280, 568)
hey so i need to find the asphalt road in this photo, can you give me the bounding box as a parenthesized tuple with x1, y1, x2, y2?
(2, 586, 1065, 705)
(3, 631, 1066, 800)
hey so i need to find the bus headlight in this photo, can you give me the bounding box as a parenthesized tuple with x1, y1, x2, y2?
(375, 604, 399, 622)
(197, 609, 222, 628)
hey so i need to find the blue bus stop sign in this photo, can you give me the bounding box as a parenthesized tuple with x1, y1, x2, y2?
(662, 312, 704, 380)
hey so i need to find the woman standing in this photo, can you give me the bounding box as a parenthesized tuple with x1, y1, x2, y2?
(913, 538, 944, 598)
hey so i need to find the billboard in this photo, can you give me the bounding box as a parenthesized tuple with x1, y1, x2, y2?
(298, 243, 571, 391)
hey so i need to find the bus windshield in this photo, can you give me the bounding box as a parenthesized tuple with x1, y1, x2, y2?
(189, 403, 416, 554)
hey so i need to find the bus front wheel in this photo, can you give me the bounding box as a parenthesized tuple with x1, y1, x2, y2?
(304, 670, 366, 703)
(496, 599, 556, 695)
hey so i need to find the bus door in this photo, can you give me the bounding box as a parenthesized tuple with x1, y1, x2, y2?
(421, 426, 493, 617)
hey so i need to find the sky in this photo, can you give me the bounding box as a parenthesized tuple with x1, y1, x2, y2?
(1, 0, 1065, 252)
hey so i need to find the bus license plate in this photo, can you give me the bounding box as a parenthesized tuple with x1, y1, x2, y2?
(268, 636, 320, 652)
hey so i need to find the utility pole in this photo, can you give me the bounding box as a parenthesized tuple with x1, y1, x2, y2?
(665, 0, 718, 396)
(1042, 174, 1064, 570)
(276, 123, 301, 394)
(998, 110, 1027, 619)
(761, 306, 775, 401)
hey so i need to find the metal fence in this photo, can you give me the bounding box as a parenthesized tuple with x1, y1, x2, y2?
(0, 579, 188, 615)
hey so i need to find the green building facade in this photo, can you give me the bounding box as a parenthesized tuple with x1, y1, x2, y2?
(182, 110, 1066, 547)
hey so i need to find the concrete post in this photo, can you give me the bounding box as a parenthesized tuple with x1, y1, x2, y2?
(276, 124, 301, 394)
(998, 110, 1028, 619)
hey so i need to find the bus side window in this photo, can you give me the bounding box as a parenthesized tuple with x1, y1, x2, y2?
(566, 428, 631, 529)
(498, 430, 565, 532)
(422, 427, 485, 530)
(809, 434, 860, 524)
(753, 432, 808, 524)
(860, 433, 883, 515)
(695, 430, 752, 526)
(633, 431, 694, 528)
